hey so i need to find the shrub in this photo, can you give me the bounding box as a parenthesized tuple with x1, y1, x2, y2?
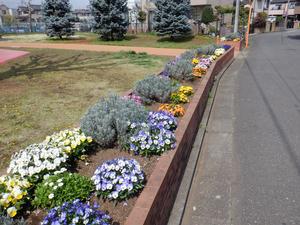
(133, 75, 179, 104)
(159, 104, 185, 117)
(0, 215, 27, 225)
(92, 158, 145, 200)
(7, 144, 68, 183)
(33, 173, 94, 209)
(196, 44, 219, 56)
(81, 95, 148, 147)
(43, 128, 93, 159)
(202, 6, 215, 25)
(164, 58, 194, 81)
(0, 175, 31, 218)
(179, 50, 196, 61)
(41, 199, 111, 225)
(253, 12, 267, 28)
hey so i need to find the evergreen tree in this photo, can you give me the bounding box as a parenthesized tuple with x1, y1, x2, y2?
(42, 0, 74, 39)
(202, 6, 215, 25)
(90, 0, 129, 41)
(153, 0, 192, 39)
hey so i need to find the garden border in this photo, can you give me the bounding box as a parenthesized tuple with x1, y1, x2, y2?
(125, 46, 235, 225)
(216, 39, 243, 52)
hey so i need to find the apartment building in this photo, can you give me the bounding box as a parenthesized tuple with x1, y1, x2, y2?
(16, 4, 43, 23)
(268, 0, 300, 25)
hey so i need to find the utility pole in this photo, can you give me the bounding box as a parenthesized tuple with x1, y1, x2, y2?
(234, 0, 240, 33)
(284, 0, 291, 29)
(245, 0, 254, 48)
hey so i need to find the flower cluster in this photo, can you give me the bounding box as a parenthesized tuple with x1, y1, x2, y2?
(214, 48, 226, 57)
(44, 128, 93, 158)
(222, 44, 231, 51)
(147, 111, 177, 132)
(171, 86, 194, 104)
(0, 175, 31, 218)
(92, 158, 145, 201)
(122, 94, 143, 105)
(178, 86, 194, 96)
(7, 144, 68, 182)
(159, 104, 185, 117)
(33, 173, 94, 209)
(41, 199, 111, 225)
(127, 123, 176, 156)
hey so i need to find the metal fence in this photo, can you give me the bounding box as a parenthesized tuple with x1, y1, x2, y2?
(1, 22, 45, 33)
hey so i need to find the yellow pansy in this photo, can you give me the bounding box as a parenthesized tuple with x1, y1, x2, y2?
(7, 206, 17, 218)
(87, 137, 93, 143)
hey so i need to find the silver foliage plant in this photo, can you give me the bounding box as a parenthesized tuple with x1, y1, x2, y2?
(133, 75, 179, 104)
(164, 58, 194, 81)
(80, 95, 148, 147)
(0, 216, 27, 225)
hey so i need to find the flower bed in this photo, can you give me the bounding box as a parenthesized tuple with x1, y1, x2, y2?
(0, 45, 234, 225)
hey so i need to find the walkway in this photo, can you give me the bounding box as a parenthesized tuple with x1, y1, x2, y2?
(179, 30, 300, 225)
(0, 42, 186, 57)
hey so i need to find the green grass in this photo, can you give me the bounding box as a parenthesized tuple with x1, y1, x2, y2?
(4, 32, 215, 49)
(0, 49, 169, 170)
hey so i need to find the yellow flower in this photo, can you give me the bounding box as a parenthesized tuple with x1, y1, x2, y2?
(71, 142, 77, 149)
(68, 131, 73, 136)
(87, 137, 93, 143)
(64, 139, 71, 146)
(80, 136, 86, 142)
(7, 206, 17, 218)
(192, 58, 199, 65)
(65, 146, 72, 154)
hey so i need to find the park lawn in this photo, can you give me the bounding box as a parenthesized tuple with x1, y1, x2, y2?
(0, 49, 169, 171)
(3, 32, 215, 49)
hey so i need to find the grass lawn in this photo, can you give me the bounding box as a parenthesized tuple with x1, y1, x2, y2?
(0, 49, 169, 171)
(3, 32, 215, 49)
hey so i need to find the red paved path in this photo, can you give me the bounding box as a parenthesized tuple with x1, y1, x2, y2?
(0, 49, 29, 64)
(0, 42, 187, 57)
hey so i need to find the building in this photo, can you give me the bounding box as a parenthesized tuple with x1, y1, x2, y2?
(0, 4, 14, 27)
(268, 0, 300, 26)
(16, 4, 43, 23)
(72, 9, 93, 32)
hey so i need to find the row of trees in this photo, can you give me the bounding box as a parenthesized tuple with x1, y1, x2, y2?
(43, 0, 192, 40)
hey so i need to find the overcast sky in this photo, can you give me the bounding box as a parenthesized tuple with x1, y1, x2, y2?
(0, 0, 90, 9)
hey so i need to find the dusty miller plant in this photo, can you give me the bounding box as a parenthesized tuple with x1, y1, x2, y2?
(133, 75, 179, 104)
(164, 58, 194, 81)
(0, 215, 27, 225)
(80, 95, 148, 147)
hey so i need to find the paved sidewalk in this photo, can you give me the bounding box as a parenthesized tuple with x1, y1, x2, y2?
(0, 42, 186, 57)
(180, 30, 300, 225)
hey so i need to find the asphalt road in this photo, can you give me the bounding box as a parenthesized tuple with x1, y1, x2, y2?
(180, 30, 300, 225)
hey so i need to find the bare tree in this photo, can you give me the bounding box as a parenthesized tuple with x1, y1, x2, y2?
(21, 0, 33, 32)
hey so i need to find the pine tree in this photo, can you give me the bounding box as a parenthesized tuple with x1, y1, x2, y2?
(153, 0, 192, 39)
(42, 0, 74, 39)
(90, 0, 129, 41)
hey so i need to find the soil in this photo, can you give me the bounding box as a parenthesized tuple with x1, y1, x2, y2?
(25, 147, 159, 225)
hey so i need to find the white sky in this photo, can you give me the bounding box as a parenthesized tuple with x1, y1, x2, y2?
(0, 0, 90, 9)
